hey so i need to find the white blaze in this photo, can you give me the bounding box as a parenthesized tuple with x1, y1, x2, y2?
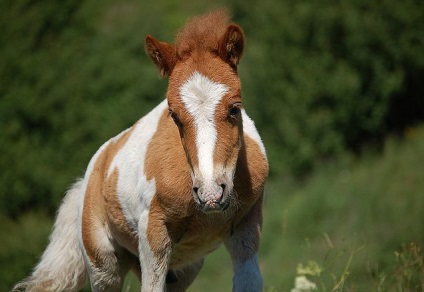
(180, 71, 228, 181)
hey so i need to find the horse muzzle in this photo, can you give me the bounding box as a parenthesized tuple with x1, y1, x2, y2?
(192, 182, 230, 213)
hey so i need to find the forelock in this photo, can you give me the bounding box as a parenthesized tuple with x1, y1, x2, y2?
(175, 9, 230, 57)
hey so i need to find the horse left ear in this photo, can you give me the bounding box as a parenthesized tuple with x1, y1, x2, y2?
(218, 24, 245, 69)
(145, 35, 177, 77)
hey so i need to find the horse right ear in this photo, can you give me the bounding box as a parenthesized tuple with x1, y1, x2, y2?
(145, 35, 177, 77)
(218, 24, 244, 70)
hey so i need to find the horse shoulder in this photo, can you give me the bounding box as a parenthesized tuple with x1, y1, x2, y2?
(237, 110, 269, 195)
(144, 104, 194, 219)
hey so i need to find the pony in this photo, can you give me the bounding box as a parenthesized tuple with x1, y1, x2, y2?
(14, 10, 268, 292)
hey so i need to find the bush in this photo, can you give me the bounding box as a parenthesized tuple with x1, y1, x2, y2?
(1, 0, 423, 214)
(0, 0, 167, 215)
(232, 0, 424, 176)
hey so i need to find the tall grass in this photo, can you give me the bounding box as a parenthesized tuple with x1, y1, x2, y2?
(0, 213, 52, 291)
(191, 126, 424, 291)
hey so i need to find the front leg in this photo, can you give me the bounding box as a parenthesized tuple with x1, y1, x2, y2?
(225, 194, 263, 292)
(139, 207, 172, 292)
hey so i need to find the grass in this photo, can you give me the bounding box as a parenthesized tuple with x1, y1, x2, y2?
(0, 212, 52, 292)
(193, 125, 424, 291)
(2, 126, 424, 291)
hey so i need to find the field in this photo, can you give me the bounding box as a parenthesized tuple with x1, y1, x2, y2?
(193, 126, 424, 291)
(3, 126, 423, 291)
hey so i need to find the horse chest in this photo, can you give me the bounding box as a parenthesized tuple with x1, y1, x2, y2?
(168, 216, 230, 269)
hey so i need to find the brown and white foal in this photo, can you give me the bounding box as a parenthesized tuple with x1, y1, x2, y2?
(14, 11, 268, 292)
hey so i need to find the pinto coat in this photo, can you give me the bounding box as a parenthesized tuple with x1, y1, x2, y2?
(14, 10, 268, 292)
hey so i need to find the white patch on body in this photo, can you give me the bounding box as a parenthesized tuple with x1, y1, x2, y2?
(241, 109, 267, 156)
(108, 100, 166, 232)
(179, 71, 229, 181)
(76, 101, 166, 287)
(106, 100, 167, 290)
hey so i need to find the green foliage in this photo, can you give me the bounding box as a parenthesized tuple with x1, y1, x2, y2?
(376, 242, 424, 291)
(233, 0, 424, 176)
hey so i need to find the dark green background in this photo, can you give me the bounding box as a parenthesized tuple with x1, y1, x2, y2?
(1, 0, 423, 290)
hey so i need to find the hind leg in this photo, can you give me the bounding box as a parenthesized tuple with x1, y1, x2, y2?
(83, 244, 132, 292)
(166, 259, 204, 292)
(82, 222, 133, 291)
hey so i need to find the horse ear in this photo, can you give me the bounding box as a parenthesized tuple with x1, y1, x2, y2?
(145, 35, 177, 77)
(219, 24, 245, 69)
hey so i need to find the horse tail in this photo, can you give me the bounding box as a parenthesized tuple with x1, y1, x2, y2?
(13, 179, 88, 292)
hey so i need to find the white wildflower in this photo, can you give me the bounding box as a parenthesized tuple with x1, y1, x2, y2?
(291, 275, 317, 292)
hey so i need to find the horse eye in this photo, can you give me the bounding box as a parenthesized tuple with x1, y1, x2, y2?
(229, 103, 242, 117)
(169, 110, 182, 126)
(171, 112, 179, 122)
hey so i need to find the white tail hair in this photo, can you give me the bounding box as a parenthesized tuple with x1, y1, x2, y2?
(13, 180, 88, 291)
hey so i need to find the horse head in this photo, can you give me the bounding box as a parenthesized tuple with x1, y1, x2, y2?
(145, 11, 245, 213)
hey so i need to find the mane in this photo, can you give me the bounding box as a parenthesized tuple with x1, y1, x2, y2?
(175, 9, 230, 57)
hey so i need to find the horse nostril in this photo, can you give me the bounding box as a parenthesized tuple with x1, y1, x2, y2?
(193, 187, 199, 194)
(220, 184, 226, 192)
